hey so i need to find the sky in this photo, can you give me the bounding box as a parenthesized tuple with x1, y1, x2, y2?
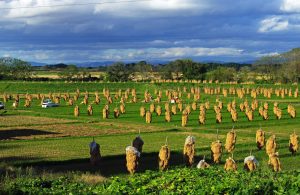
(0, 0, 300, 64)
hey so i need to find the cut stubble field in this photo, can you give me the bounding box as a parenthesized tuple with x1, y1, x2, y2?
(0, 81, 299, 177)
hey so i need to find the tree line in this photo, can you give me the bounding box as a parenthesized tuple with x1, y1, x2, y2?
(0, 48, 299, 83)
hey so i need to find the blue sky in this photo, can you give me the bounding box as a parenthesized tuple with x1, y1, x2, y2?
(0, 0, 299, 63)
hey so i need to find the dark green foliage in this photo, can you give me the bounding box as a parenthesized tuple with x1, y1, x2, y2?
(0, 57, 33, 80)
(106, 62, 131, 82)
(2, 168, 300, 194)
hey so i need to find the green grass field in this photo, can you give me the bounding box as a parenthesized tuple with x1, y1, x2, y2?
(0, 81, 299, 178)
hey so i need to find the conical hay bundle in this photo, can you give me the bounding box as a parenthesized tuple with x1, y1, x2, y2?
(74, 105, 79, 117)
(289, 108, 296, 118)
(140, 106, 146, 117)
(54, 97, 60, 104)
(244, 156, 258, 172)
(132, 136, 144, 153)
(275, 109, 282, 119)
(199, 113, 205, 125)
(187, 93, 191, 99)
(247, 110, 253, 121)
(155, 96, 161, 103)
(192, 102, 197, 111)
(171, 105, 177, 115)
(107, 96, 113, 104)
(68, 99, 74, 106)
(256, 129, 265, 150)
(218, 101, 223, 109)
(266, 135, 276, 155)
(268, 152, 281, 172)
(126, 146, 140, 174)
(213, 105, 219, 113)
(178, 103, 183, 112)
(181, 113, 188, 127)
(159, 145, 170, 171)
(150, 103, 155, 113)
(145, 111, 152, 123)
(12, 100, 19, 108)
(74, 95, 79, 101)
(225, 130, 237, 153)
(87, 105, 93, 116)
(227, 103, 232, 112)
(89, 140, 101, 166)
(251, 100, 258, 110)
(259, 106, 264, 116)
(288, 104, 292, 114)
(120, 104, 125, 114)
(262, 109, 268, 120)
(294, 89, 299, 98)
(211, 140, 222, 163)
(94, 96, 100, 104)
(199, 104, 206, 112)
(24, 99, 31, 107)
(224, 157, 237, 171)
(243, 100, 249, 108)
(103, 108, 109, 119)
(216, 112, 222, 123)
(83, 97, 88, 105)
(15, 94, 20, 102)
(183, 136, 195, 166)
(205, 101, 210, 110)
(114, 94, 119, 101)
(185, 105, 191, 115)
(132, 96, 137, 103)
(289, 132, 298, 154)
(289, 89, 293, 97)
(62, 94, 68, 101)
(231, 110, 238, 122)
(164, 103, 170, 111)
(114, 108, 120, 118)
(165, 111, 171, 122)
(156, 105, 162, 116)
(263, 102, 268, 110)
(240, 103, 245, 112)
(131, 88, 136, 97)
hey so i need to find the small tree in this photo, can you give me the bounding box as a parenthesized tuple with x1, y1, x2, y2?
(106, 62, 131, 82)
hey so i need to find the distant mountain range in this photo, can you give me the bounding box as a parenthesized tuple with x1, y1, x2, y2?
(29, 59, 254, 67)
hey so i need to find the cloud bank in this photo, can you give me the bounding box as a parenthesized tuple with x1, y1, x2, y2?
(0, 0, 299, 63)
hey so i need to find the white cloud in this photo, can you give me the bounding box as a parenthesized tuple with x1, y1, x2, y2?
(94, 0, 207, 17)
(34, 52, 49, 60)
(0, 46, 244, 63)
(281, 0, 300, 12)
(97, 47, 244, 61)
(258, 16, 289, 32)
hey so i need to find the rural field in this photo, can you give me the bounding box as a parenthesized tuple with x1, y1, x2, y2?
(0, 81, 299, 193)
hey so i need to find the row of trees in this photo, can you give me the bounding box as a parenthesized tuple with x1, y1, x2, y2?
(0, 58, 33, 80)
(106, 59, 251, 83)
(106, 48, 300, 83)
(0, 48, 299, 83)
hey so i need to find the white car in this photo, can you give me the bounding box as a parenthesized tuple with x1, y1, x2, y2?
(42, 99, 59, 108)
(0, 101, 4, 109)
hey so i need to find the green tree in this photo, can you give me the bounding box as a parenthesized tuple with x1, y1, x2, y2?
(180, 59, 207, 80)
(134, 61, 152, 81)
(0, 58, 33, 80)
(106, 62, 130, 82)
(206, 66, 236, 82)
